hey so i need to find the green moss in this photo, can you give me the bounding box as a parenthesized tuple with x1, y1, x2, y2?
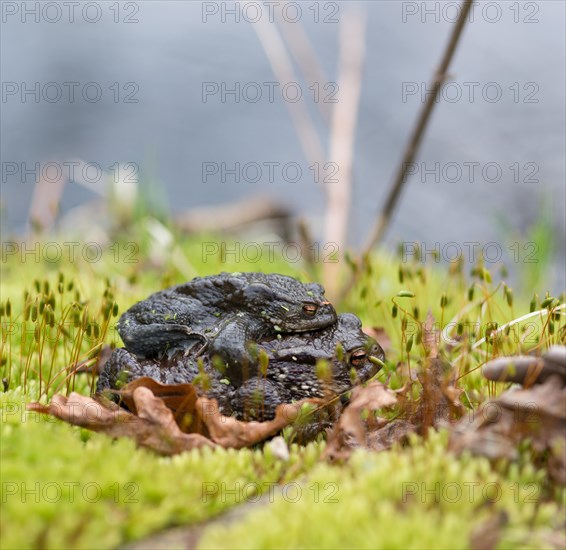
(198, 432, 562, 550)
(1, 232, 564, 549)
(1, 388, 322, 549)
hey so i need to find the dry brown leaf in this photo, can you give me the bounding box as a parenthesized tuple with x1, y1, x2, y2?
(391, 311, 465, 429)
(441, 382, 466, 417)
(416, 348, 465, 429)
(27, 388, 214, 455)
(28, 378, 327, 453)
(483, 346, 566, 387)
(196, 397, 324, 449)
(450, 420, 519, 461)
(449, 376, 566, 483)
(422, 310, 439, 358)
(365, 419, 417, 452)
(497, 378, 566, 420)
(323, 382, 398, 460)
(115, 378, 201, 433)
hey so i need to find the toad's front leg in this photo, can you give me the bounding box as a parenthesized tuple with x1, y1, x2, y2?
(118, 317, 206, 359)
(208, 315, 266, 385)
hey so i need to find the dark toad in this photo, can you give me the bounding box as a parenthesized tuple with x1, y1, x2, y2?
(117, 272, 337, 384)
(99, 313, 384, 423)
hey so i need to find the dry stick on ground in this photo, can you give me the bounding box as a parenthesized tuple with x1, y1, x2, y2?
(338, 0, 474, 302)
(323, 9, 366, 298)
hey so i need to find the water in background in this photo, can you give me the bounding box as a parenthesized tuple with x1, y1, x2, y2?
(1, 1, 564, 288)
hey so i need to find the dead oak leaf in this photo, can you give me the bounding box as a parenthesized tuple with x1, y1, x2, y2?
(114, 377, 202, 434)
(416, 352, 465, 429)
(423, 310, 440, 359)
(483, 346, 566, 387)
(323, 382, 398, 460)
(498, 378, 566, 421)
(449, 376, 566, 482)
(28, 380, 327, 453)
(196, 397, 324, 449)
(366, 419, 417, 452)
(27, 388, 214, 455)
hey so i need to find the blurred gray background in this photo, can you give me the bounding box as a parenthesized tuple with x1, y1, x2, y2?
(1, 0, 565, 287)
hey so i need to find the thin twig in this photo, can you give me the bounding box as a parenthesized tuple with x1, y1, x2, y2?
(323, 7, 366, 296)
(338, 0, 474, 301)
(243, 1, 325, 168)
(276, 12, 332, 125)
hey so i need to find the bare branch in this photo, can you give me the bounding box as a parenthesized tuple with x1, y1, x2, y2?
(339, 0, 474, 301)
(243, 1, 325, 168)
(276, 13, 332, 125)
(323, 7, 366, 296)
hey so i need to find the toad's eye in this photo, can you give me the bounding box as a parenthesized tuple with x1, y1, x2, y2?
(350, 349, 367, 367)
(302, 304, 318, 316)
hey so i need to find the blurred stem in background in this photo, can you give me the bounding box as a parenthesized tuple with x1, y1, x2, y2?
(338, 0, 474, 302)
(248, 1, 366, 297)
(322, 8, 365, 296)
(248, 0, 474, 301)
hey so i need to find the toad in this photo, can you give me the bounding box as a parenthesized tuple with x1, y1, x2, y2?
(117, 272, 337, 384)
(100, 313, 384, 422)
